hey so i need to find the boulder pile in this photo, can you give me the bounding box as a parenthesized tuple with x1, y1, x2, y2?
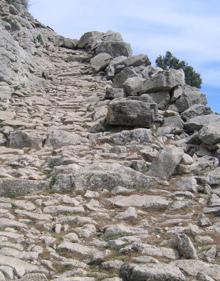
(0, 1, 220, 281)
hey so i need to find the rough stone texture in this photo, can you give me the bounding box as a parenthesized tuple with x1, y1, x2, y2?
(175, 233, 198, 259)
(97, 128, 153, 145)
(9, 130, 44, 149)
(78, 31, 132, 57)
(114, 54, 151, 72)
(0, 179, 47, 197)
(96, 41, 132, 58)
(105, 87, 125, 100)
(0, 82, 12, 100)
(90, 53, 112, 72)
(140, 69, 185, 93)
(181, 104, 212, 121)
(0, 254, 40, 278)
(174, 85, 207, 113)
(184, 114, 220, 133)
(158, 115, 183, 135)
(120, 263, 186, 281)
(173, 260, 220, 280)
(20, 273, 48, 281)
(0, 2, 220, 281)
(149, 146, 184, 179)
(106, 98, 158, 128)
(52, 163, 157, 191)
(108, 194, 170, 209)
(113, 67, 139, 88)
(198, 122, 220, 145)
(106, 56, 127, 78)
(46, 129, 85, 148)
(123, 77, 145, 96)
(142, 91, 171, 109)
(77, 31, 103, 49)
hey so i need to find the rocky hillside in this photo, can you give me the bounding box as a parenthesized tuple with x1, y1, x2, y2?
(0, 1, 220, 281)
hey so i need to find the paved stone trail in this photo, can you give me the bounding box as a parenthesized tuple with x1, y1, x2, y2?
(1, 1, 220, 281)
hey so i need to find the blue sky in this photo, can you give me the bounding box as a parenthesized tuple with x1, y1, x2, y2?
(30, 0, 220, 112)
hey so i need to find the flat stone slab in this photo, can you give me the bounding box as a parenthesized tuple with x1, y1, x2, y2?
(172, 259, 220, 280)
(120, 263, 186, 281)
(108, 194, 170, 209)
(0, 255, 40, 278)
(0, 178, 48, 197)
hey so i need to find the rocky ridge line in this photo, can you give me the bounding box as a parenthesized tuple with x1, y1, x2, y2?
(0, 1, 220, 281)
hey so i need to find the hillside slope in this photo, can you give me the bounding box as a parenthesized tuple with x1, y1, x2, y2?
(0, 1, 220, 281)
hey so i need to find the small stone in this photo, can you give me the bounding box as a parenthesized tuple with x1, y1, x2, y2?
(55, 224, 62, 234)
(84, 190, 100, 199)
(116, 207, 138, 221)
(175, 233, 198, 259)
(63, 232, 80, 243)
(198, 214, 212, 227)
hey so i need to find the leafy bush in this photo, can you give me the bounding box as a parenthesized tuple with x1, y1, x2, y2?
(156, 51, 202, 88)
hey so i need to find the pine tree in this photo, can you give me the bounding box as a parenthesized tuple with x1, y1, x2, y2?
(156, 51, 202, 88)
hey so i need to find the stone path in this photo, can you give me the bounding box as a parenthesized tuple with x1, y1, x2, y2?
(0, 44, 220, 281)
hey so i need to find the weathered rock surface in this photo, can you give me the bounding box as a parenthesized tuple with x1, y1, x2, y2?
(0, 1, 219, 281)
(174, 85, 207, 113)
(90, 53, 112, 72)
(52, 162, 156, 191)
(185, 114, 220, 133)
(108, 194, 170, 209)
(198, 122, 220, 145)
(140, 69, 185, 93)
(120, 263, 186, 281)
(106, 98, 158, 128)
(175, 233, 198, 259)
(149, 146, 184, 179)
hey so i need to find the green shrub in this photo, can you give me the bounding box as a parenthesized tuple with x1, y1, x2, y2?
(156, 51, 202, 88)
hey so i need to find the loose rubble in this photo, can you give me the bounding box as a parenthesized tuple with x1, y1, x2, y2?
(0, 1, 220, 280)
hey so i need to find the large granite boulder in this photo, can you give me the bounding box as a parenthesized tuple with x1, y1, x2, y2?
(185, 114, 220, 133)
(105, 98, 158, 128)
(113, 54, 151, 74)
(58, 36, 78, 49)
(139, 69, 185, 93)
(198, 122, 220, 145)
(90, 53, 112, 72)
(174, 85, 207, 113)
(78, 31, 132, 57)
(105, 87, 125, 100)
(77, 31, 103, 49)
(106, 56, 127, 78)
(123, 76, 145, 96)
(181, 104, 212, 121)
(95, 41, 132, 57)
(142, 91, 171, 109)
(157, 115, 184, 136)
(52, 162, 157, 192)
(113, 67, 139, 88)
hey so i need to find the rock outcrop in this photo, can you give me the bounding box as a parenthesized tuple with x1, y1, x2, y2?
(0, 1, 220, 281)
